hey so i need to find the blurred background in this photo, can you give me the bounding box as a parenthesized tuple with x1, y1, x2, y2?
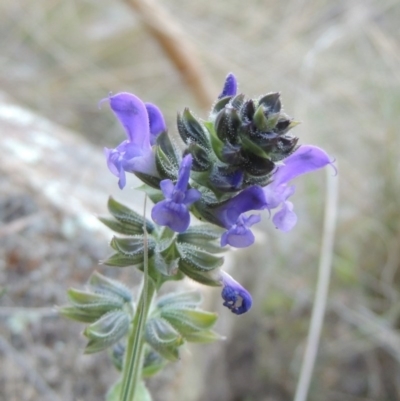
(1, 0, 400, 400)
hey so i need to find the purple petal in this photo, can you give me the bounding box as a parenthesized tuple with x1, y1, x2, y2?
(273, 145, 333, 187)
(219, 271, 252, 315)
(215, 186, 267, 228)
(104, 147, 127, 189)
(109, 93, 151, 151)
(117, 166, 126, 190)
(242, 214, 261, 227)
(218, 73, 238, 99)
(151, 201, 190, 233)
(160, 179, 175, 199)
(175, 154, 193, 193)
(183, 188, 201, 205)
(221, 226, 255, 248)
(264, 184, 295, 210)
(145, 102, 166, 145)
(151, 155, 196, 232)
(220, 214, 261, 248)
(272, 201, 297, 231)
(104, 147, 120, 177)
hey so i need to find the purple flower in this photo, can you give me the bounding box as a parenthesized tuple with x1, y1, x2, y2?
(151, 155, 201, 233)
(218, 73, 238, 99)
(220, 214, 261, 248)
(145, 102, 166, 146)
(219, 271, 252, 315)
(102, 92, 166, 189)
(212, 186, 267, 248)
(264, 145, 334, 231)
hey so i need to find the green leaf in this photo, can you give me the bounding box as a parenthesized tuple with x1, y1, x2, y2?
(210, 96, 231, 117)
(258, 92, 281, 113)
(110, 236, 155, 257)
(145, 318, 184, 361)
(156, 131, 179, 165)
(239, 134, 269, 159)
(136, 184, 164, 205)
(196, 241, 226, 254)
(230, 93, 246, 109)
(177, 108, 211, 150)
(99, 217, 144, 236)
(67, 288, 124, 310)
(134, 381, 153, 401)
(151, 253, 180, 277)
(156, 290, 202, 309)
(110, 342, 125, 371)
(106, 380, 152, 401)
(134, 171, 162, 189)
(184, 330, 223, 343)
(265, 112, 280, 130)
(84, 310, 130, 354)
(204, 121, 225, 161)
(106, 197, 154, 233)
(89, 271, 132, 303)
(214, 107, 241, 144)
(102, 252, 144, 268)
(183, 143, 211, 172)
(142, 348, 167, 378)
(177, 242, 224, 271)
(161, 309, 218, 335)
(242, 151, 275, 176)
(178, 224, 224, 242)
(253, 104, 269, 131)
(156, 144, 178, 180)
(178, 260, 221, 286)
(58, 305, 99, 323)
(243, 172, 272, 188)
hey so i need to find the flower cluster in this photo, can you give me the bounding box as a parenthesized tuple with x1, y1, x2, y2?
(102, 74, 334, 315)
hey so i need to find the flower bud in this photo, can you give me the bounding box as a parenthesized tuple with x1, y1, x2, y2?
(214, 107, 241, 145)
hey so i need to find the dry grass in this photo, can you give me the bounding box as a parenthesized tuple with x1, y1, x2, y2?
(1, 0, 400, 400)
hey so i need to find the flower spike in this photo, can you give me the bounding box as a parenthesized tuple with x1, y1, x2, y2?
(219, 271, 252, 315)
(103, 93, 164, 189)
(218, 73, 238, 99)
(151, 155, 201, 233)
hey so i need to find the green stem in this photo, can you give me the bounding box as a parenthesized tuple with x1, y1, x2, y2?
(120, 196, 153, 401)
(120, 279, 155, 401)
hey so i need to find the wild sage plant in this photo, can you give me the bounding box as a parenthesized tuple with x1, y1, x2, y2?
(61, 74, 333, 401)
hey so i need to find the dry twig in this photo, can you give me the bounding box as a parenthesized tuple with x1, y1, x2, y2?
(122, 0, 215, 109)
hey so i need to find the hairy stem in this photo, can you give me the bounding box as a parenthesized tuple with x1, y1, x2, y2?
(120, 196, 153, 401)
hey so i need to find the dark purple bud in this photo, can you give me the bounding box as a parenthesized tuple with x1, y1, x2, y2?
(209, 165, 244, 192)
(218, 73, 238, 99)
(215, 107, 241, 145)
(219, 271, 252, 315)
(258, 92, 281, 113)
